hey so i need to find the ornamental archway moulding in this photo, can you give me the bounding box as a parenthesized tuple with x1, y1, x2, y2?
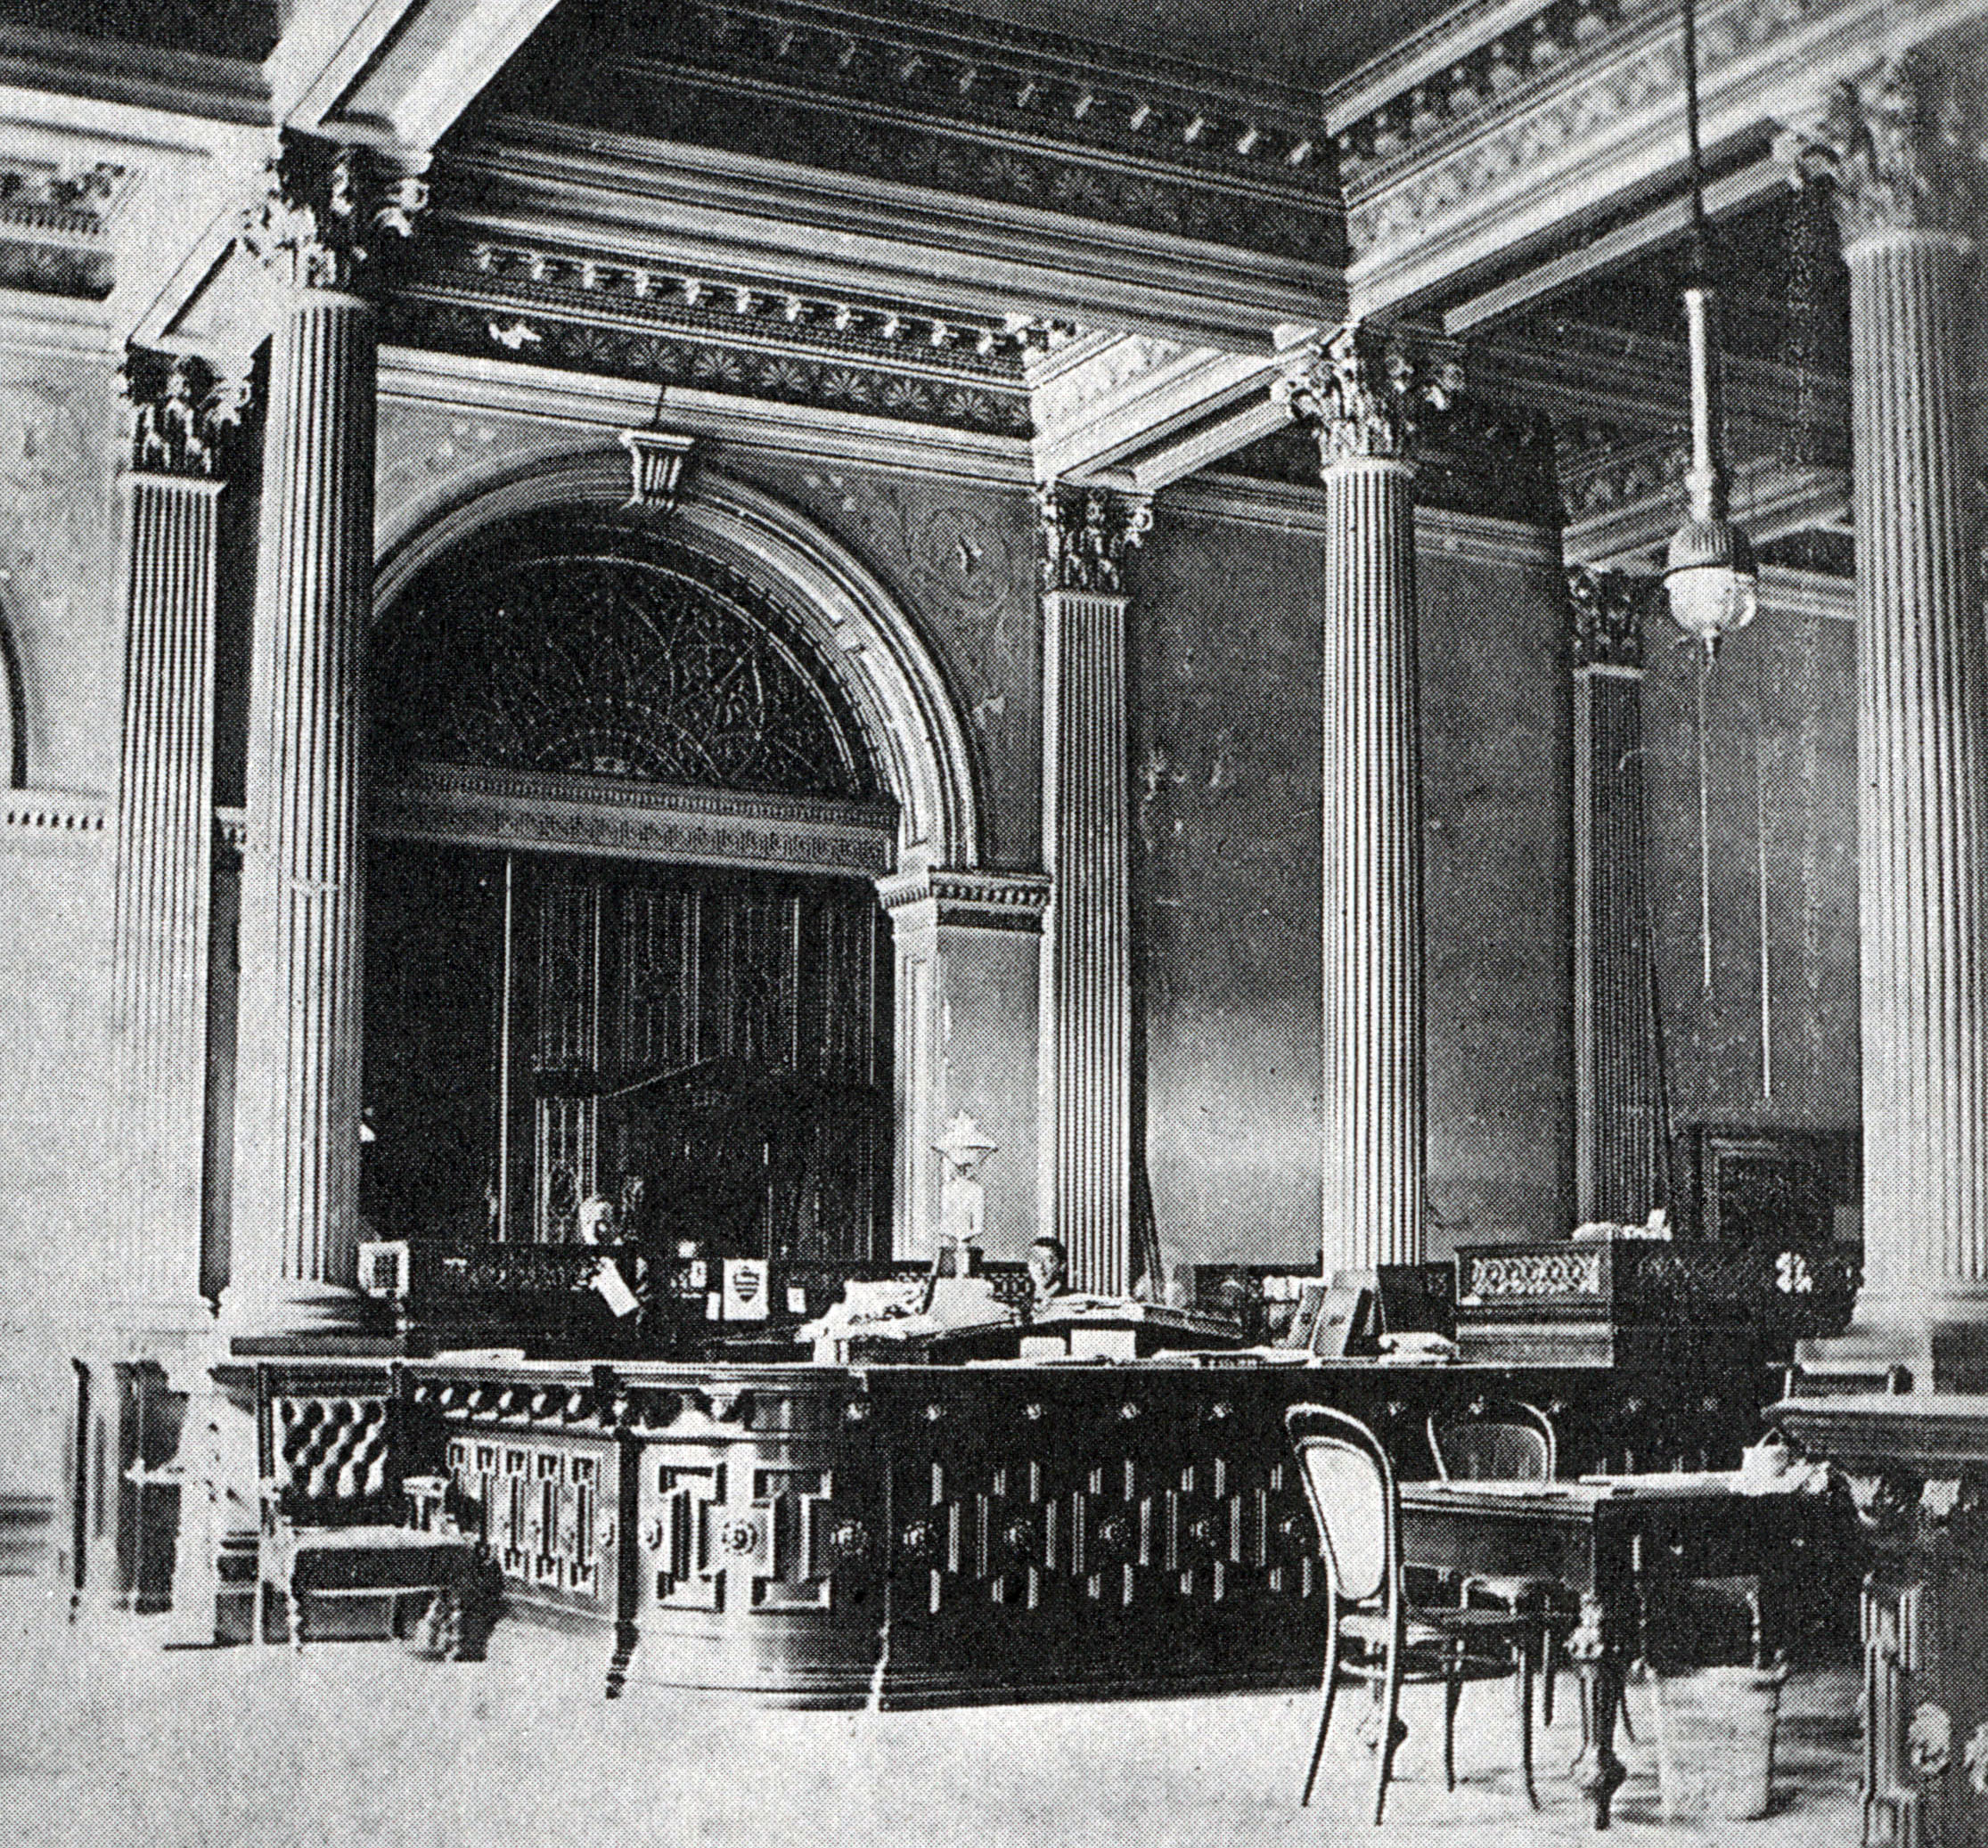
(372, 446, 984, 872)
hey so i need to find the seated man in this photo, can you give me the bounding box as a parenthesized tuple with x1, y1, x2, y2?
(1027, 1235, 1070, 1314)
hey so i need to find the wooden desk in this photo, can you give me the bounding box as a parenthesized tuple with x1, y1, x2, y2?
(1401, 1475, 1813, 1828)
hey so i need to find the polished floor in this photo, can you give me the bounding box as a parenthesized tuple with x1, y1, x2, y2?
(0, 1572, 1861, 1848)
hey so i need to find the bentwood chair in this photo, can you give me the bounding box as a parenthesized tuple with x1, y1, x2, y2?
(1286, 1404, 1540, 1823)
(1425, 1398, 1581, 1729)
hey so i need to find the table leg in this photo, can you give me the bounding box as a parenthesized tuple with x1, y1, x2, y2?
(1567, 1593, 1626, 1828)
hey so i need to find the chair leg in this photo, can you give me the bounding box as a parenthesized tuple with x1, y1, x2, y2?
(1541, 1625, 1558, 1727)
(1302, 1600, 1341, 1807)
(1444, 1639, 1463, 1792)
(1516, 1639, 1539, 1811)
(1374, 1626, 1405, 1825)
(285, 1579, 305, 1653)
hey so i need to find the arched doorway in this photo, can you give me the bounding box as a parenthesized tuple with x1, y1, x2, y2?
(364, 503, 900, 1266)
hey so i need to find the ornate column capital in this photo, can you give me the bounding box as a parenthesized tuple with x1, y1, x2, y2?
(1782, 52, 1987, 249)
(120, 348, 252, 479)
(1274, 323, 1455, 469)
(1567, 567, 1649, 671)
(239, 134, 429, 294)
(1037, 481, 1151, 594)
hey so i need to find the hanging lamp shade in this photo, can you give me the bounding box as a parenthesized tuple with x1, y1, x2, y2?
(1661, 0, 1757, 655)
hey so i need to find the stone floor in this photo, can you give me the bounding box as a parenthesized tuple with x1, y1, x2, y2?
(0, 1574, 1862, 1848)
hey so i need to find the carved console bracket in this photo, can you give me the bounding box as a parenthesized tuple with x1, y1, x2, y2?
(878, 864, 1051, 931)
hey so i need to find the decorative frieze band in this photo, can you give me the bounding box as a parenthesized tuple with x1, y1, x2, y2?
(373, 762, 897, 876)
(240, 135, 429, 294)
(1037, 482, 1150, 593)
(878, 864, 1051, 928)
(0, 155, 123, 300)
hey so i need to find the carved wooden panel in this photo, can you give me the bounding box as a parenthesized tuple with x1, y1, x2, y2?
(446, 1431, 619, 1621)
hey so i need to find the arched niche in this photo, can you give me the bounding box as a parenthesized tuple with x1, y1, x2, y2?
(374, 448, 983, 872)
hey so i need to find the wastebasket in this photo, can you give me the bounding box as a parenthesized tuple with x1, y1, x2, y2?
(1651, 1663, 1786, 1821)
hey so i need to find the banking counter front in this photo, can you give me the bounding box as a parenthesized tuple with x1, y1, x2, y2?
(358, 1345, 1787, 1707)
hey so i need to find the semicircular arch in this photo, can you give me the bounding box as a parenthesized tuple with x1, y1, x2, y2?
(375, 447, 981, 869)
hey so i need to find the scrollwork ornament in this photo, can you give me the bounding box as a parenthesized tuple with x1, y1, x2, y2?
(1037, 482, 1151, 593)
(1791, 52, 1988, 246)
(240, 135, 428, 293)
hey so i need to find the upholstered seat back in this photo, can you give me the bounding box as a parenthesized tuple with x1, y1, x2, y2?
(259, 1369, 408, 1528)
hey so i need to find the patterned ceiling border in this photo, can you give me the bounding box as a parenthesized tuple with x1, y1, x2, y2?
(413, 227, 1039, 372)
(381, 290, 1035, 438)
(519, 0, 1333, 180)
(486, 40, 1342, 264)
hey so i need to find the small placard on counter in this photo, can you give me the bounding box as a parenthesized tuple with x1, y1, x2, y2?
(724, 1257, 771, 1321)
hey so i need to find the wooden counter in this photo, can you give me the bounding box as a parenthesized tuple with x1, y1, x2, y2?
(389, 1348, 1783, 1706)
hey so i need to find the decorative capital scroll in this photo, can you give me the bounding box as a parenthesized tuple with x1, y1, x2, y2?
(1274, 323, 1449, 469)
(1567, 567, 1649, 670)
(120, 348, 251, 478)
(1781, 52, 1988, 247)
(1037, 481, 1151, 594)
(240, 135, 429, 293)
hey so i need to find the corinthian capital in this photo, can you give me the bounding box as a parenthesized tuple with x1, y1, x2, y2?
(1789, 52, 1987, 246)
(1038, 482, 1151, 594)
(1274, 323, 1432, 469)
(240, 135, 429, 293)
(120, 349, 253, 479)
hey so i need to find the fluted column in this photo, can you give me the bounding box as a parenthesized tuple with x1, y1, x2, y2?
(223, 138, 424, 1334)
(1801, 58, 1988, 1357)
(1038, 484, 1148, 1296)
(1569, 568, 1663, 1225)
(1279, 328, 1427, 1275)
(107, 355, 243, 1328)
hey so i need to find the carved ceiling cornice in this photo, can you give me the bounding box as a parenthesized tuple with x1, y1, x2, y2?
(511, 0, 1336, 186)
(0, 155, 124, 301)
(1325, 0, 1988, 317)
(386, 225, 1038, 437)
(471, 1, 1344, 274)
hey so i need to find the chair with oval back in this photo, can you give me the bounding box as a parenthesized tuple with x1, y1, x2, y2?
(1286, 1403, 1540, 1823)
(1425, 1397, 1586, 1731)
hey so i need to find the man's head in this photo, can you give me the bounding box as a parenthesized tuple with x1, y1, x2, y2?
(1028, 1236, 1068, 1299)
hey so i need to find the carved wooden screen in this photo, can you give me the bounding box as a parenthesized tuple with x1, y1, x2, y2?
(364, 844, 891, 1264)
(364, 510, 894, 1265)
(519, 857, 889, 1262)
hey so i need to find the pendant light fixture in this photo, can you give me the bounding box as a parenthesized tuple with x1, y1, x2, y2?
(1662, 0, 1758, 655)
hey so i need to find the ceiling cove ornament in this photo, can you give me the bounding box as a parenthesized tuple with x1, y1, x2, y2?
(1788, 52, 1987, 245)
(565, 0, 1330, 176)
(1336, 0, 1819, 260)
(371, 517, 879, 803)
(239, 135, 429, 292)
(120, 349, 253, 479)
(1036, 483, 1151, 594)
(381, 297, 1033, 437)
